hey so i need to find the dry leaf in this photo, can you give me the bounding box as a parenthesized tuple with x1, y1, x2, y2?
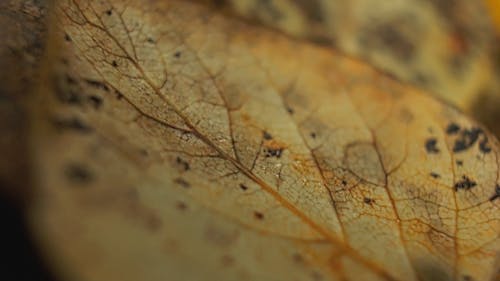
(1, 0, 498, 281)
(207, 0, 500, 138)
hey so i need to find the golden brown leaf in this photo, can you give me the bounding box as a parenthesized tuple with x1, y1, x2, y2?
(21, 1, 500, 281)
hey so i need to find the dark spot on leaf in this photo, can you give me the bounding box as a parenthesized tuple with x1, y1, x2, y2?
(239, 183, 248, 191)
(310, 132, 316, 139)
(363, 197, 375, 205)
(174, 51, 182, 58)
(88, 95, 102, 109)
(292, 253, 303, 263)
(452, 127, 483, 153)
(425, 138, 440, 154)
(51, 117, 93, 133)
(264, 147, 283, 158)
(176, 201, 188, 211)
(430, 172, 440, 179)
(112, 60, 118, 67)
(64, 163, 93, 184)
(456, 160, 463, 166)
(114, 89, 123, 99)
(446, 122, 460, 135)
(105, 9, 112, 16)
(341, 180, 347, 186)
(84, 79, 109, 92)
(263, 131, 272, 140)
(176, 156, 190, 171)
(360, 20, 416, 61)
(479, 137, 491, 153)
(489, 184, 500, 202)
(254, 211, 264, 220)
(286, 106, 294, 114)
(454, 175, 477, 191)
(173, 177, 190, 188)
(64, 33, 72, 42)
(147, 37, 155, 43)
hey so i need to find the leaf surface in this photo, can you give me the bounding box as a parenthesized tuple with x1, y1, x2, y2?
(26, 1, 500, 281)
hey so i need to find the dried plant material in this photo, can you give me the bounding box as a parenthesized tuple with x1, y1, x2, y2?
(0, 0, 497, 281)
(208, 0, 500, 137)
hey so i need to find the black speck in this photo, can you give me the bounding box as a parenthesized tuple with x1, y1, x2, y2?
(115, 90, 123, 99)
(84, 79, 109, 92)
(239, 183, 248, 191)
(64, 163, 93, 184)
(147, 37, 155, 43)
(456, 160, 463, 166)
(430, 172, 440, 179)
(488, 184, 500, 202)
(286, 106, 294, 114)
(88, 95, 102, 109)
(174, 177, 190, 188)
(253, 211, 264, 220)
(64, 33, 72, 42)
(264, 147, 283, 158)
(425, 138, 440, 154)
(453, 127, 483, 153)
(174, 51, 182, 58)
(263, 131, 272, 140)
(341, 180, 347, 186)
(363, 197, 375, 205)
(454, 175, 477, 191)
(446, 123, 461, 135)
(51, 117, 93, 133)
(105, 9, 112, 16)
(479, 137, 491, 153)
(310, 132, 317, 139)
(176, 156, 190, 171)
(112, 60, 118, 67)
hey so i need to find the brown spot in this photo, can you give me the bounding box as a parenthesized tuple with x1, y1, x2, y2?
(176, 201, 188, 211)
(204, 225, 239, 247)
(430, 172, 440, 179)
(263, 130, 273, 140)
(263, 138, 287, 158)
(175, 156, 190, 171)
(64, 163, 93, 184)
(292, 253, 304, 263)
(454, 175, 477, 191)
(360, 19, 416, 61)
(239, 183, 248, 191)
(425, 138, 440, 154)
(253, 211, 264, 220)
(88, 95, 102, 109)
(173, 177, 190, 188)
(446, 122, 460, 135)
(363, 197, 375, 205)
(51, 116, 93, 133)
